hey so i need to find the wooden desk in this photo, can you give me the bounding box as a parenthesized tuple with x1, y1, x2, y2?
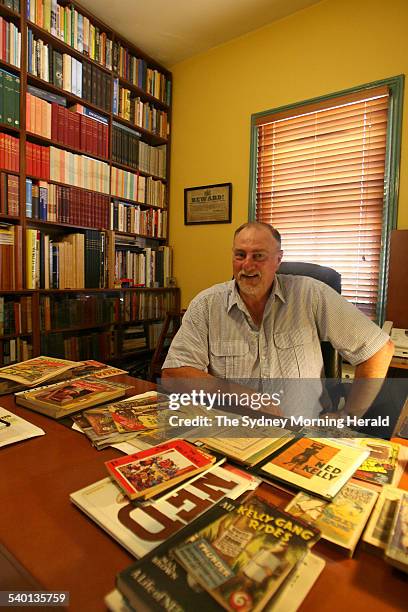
(1, 375, 407, 612)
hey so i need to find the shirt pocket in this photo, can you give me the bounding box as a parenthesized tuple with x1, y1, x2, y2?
(210, 341, 250, 379)
(274, 327, 315, 377)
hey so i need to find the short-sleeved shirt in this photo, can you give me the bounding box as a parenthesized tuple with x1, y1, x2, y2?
(163, 275, 389, 379)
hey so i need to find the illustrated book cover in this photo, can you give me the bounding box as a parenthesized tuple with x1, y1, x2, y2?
(173, 491, 320, 612)
(70, 464, 259, 558)
(259, 437, 369, 500)
(363, 484, 406, 551)
(351, 438, 401, 487)
(0, 406, 45, 448)
(285, 481, 378, 556)
(15, 376, 131, 418)
(0, 356, 78, 386)
(384, 491, 408, 573)
(105, 439, 216, 500)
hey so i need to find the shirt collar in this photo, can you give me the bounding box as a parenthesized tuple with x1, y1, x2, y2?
(227, 275, 286, 314)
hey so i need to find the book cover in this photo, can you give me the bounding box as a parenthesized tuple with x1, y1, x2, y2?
(285, 481, 378, 556)
(259, 437, 369, 500)
(70, 464, 259, 558)
(0, 355, 78, 385)
(385, 492, 408, 573)
(0, 406, 45, 448)
(352, 438, 400, 487)
(363, 484, 406, 551)
(173, 492, 320, 612)
(201, 429, 294, 466)
(15, 376, 130, 418)
(105, 439, 216, 500)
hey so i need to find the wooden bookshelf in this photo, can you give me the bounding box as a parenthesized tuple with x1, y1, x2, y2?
(0, 0, 178, 367)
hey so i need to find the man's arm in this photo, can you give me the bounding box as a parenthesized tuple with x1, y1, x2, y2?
(343, 339, 394, 417)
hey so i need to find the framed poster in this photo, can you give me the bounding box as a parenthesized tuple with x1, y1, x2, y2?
(184, 183, 232, 225)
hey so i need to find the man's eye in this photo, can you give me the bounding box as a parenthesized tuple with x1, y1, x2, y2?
(234, 252, 245, 260)
(253, 253, 266, 261)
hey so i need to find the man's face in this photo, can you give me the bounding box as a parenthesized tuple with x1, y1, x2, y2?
(232, 227, 283, 301)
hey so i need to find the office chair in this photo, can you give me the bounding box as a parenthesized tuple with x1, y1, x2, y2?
(278, 261, 342, 379)
(148, 310, 185, 382)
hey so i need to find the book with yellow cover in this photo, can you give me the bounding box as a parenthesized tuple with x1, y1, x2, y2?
(0, 356, 78, 386)
(285, 481, 378, 556)
(259, 438, 369, 500)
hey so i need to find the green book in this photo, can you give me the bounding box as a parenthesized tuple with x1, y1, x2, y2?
(3, 71, 15, 126)
(12, 74, 20, 127)
(0, 70, 4, 124)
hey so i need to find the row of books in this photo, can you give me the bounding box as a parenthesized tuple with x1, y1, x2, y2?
(27, 0, 113, 70)
(112, 166, 167, 207)
(0, 223, 21, 290)
(26, 141, 49, 178)
(26, 179, 110, 229)
(0, 171, 18, 215)
(111, 122, 140, 170)
(0, 1, 19, 13)
(0, 295, 32, 336)
(0, 69, 19, 127)
(25, 228, 109, 289)
(138, 141, 166, 179)
(122, 288, 176, 321)
(122, 325, 147, 353)
(27, 31, 111, 111)
(110, 201, 167, 238)
(40, 330, 117, 362)
(40, 293, 120, 331)
(49, 146, 110, 193)
(27, 94, 109, 159)
(114, 43, 171, 105)
(113, 80, 169, 138)
(0, 17, 20, 68)
(0, 337, 31, 365)
(114, 244, 171, 288)
(0, 132, 18, 171)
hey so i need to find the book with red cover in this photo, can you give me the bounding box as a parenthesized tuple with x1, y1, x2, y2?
(105, 439, 216, 500)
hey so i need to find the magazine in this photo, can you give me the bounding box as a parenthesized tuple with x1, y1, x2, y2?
(0, 356, 78, 386)
(0, 406, 45, 448)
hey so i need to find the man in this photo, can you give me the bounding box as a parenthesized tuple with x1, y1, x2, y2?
(162, 222, 394, 417)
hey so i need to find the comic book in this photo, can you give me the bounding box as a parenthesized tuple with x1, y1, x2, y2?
(259, 438, 369, 500)
(15, 376, 131, 418)
(363, 485, 405, 551)
(70, 464, 259, 558)
(285, 481, 378, 556)
(173, 491, 320, 612)
(0, 356, 78, 386)
(105, 439, 216, 500)
(384, 491, 408, 573)
(351, 438, 400, 486)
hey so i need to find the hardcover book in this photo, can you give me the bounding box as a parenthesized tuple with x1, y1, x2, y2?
(201, 429, 294, 466)
(384, 491, 408, 573)
(0, 355, 78, 386)
(285, 481, 378, 556)
(15, 376, 130, 419)
(363, 484, 406, 551)
(173, 492, 320, 612)
(259, 437, 369, 500)
(105, 439, 216, 500)
(70, 464, 259, 558)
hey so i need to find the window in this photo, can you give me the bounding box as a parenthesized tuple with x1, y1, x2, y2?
(250, 76, 403, 321)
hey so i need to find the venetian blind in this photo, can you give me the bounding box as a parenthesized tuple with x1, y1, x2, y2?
(255, 87, 389, 319)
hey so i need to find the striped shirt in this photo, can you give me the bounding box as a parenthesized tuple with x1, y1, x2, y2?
(163, 276, 389, 379)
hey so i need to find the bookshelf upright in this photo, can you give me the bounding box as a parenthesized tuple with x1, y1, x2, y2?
(0, 0, 179, 369)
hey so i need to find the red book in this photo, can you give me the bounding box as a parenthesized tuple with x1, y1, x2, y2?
(104, 439, 215, 500)
(11, 136, 19, 172)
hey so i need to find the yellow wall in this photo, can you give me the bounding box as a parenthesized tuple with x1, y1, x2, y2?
(169, 0, 408, 307)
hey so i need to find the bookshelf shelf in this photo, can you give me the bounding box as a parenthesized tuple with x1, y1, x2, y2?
(25, 132, 110, 163)
(27, 73, 111, 116)
(112, 114, 167, 145)
(0, 0, 177, 366)
(117, 75, 169, 111)
(27, 21, 113, 75)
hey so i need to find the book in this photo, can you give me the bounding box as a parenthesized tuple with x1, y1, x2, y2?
(70, 464, 259, 558)
(285, 481, 378, 556)
(200, 428, 295, 466)
(105, 439, 216, 500)
(384, 491, 408, 573)
(0, 356, 78, 386)
(15, 376, 131, 419)
(363, 484, 406, 551)
(0, 406, 45, 448)
(351, 438, 401, 487)
(116, 499, 239, 612)
(258, 437, 369, 500)
(173, 491, 320, 612)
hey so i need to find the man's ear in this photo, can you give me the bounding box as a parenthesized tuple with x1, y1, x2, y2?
(278, 250, 283, 264)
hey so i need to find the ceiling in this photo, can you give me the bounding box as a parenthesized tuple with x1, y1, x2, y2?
(79, 0, 322, 67)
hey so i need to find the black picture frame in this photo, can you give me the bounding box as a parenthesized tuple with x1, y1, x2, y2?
(184, 182, 232, 225)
